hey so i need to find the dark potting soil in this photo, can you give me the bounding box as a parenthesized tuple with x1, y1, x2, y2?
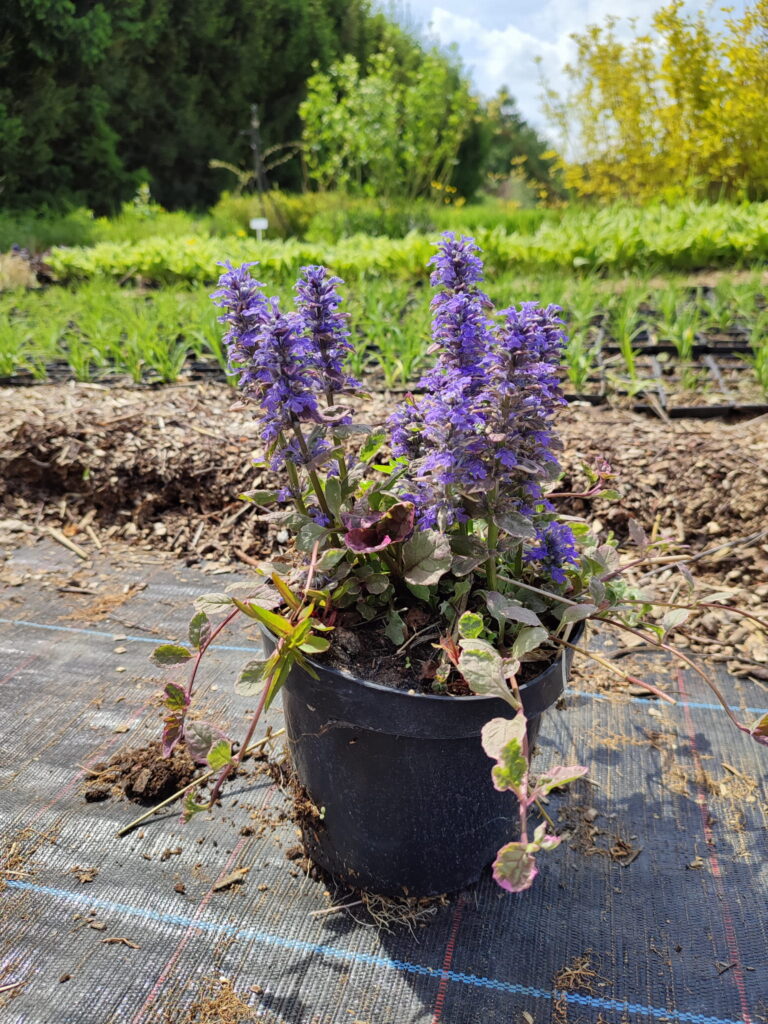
(320, 619, 554, 697)
(82, 741, 197, 804)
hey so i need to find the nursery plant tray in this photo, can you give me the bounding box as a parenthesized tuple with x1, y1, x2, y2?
(1, 540, 766, 1024)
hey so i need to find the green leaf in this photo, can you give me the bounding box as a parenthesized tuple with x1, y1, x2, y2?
(316, 547, 347, 571)
(298, 634, 331, 655)
(491, 735, 528, 794)
(324, 477, 342, 516)
(239, 489, 280, 505)
(360, 430, 387, 462)
(384, 609, 406, 646)
(182, 790, 209, 823)
(206, 739, 233, 771)
(560, 603, 597, 625)
(151, 644, 192, 667)
(163, 681, 188, 710)
(535, 764, 588, 797)
(272, 573, 300, 611)
(458, 611, 484, 639)
(484, 591, 542, 628)
(193, 593, 234, 618)
(188, 610, 211, 649)
(494, 512, 536, 539)
(511, 626, 549, 660)
(234, 658, 269, 696)
(405, 582, 431, 602)
(295, 521, 329, 552)
(451, 553, 488, 577)
(401, 531, 451, 586)
(365, 574, 390, 595)
(660, 608, 690, 634)
(232, 600, 292, 636)
(492, 842, 538, 893)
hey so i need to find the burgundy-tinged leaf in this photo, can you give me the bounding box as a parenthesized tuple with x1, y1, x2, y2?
(342, 501, 415, 553)
(162, 717, 183, 758)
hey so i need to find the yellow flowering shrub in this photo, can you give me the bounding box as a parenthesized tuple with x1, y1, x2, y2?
(543, 1, 768, 202)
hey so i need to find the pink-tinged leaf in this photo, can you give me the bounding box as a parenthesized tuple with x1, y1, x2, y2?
(492, 842, 538, 893)
(535, 765, 589, 797)
(481, 715, 526, 761)
(750, 712, 768, 744)
(162, 717, 183, 757)
(184, 720, 228, 765)
(342, 502, 415, 553)
(532, 823, 561, 851)
(163, 682, 189, 711)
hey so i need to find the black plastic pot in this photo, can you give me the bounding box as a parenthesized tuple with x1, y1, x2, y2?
(266, 628, 580, 897)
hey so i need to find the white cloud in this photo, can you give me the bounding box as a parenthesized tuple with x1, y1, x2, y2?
(421, 0, 748, 136)
(428, 6, 572, 135)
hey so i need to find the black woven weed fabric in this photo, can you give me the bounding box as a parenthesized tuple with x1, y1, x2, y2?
(1, 539, 766, 1024)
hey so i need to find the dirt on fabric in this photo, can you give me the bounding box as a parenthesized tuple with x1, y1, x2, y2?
(82, 741, 196, 804)
(1, 381, 767, 676)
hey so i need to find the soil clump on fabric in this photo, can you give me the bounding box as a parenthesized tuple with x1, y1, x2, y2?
(83, 741, 196, 804)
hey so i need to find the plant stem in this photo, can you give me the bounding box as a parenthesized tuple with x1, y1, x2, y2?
(534, 798, 557, 831)
(291, 421, 334, 523)
(115, 728, 285, 837)
(208, 661, 276, 806)
(553, 636, 676, 704)
(485, 519, 499, 592)
(276, 429, 308, 515)
(187, 607, 240, 700)
(497, 574, 583, 608)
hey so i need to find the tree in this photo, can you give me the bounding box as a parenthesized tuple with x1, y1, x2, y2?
(299, 42, 476, 199)
(0, 0, 394, 210)
(542, 0, 768, 202)
(479, 88, 564, 200)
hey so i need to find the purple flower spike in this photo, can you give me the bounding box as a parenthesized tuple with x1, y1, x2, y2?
(524, 521, 579, 584)
(428, 232, 486, 292)
(294, 265, 361, 398)
(250, 298, 321, 446)
(212, 262, 270, 387)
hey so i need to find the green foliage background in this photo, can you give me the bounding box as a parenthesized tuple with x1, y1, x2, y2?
(0, 0, 560, 212)
(0, 0, 396, 210)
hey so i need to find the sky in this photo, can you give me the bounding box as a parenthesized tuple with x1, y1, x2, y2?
(391, 1, 748, 137)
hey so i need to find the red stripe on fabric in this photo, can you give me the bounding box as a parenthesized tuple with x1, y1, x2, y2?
(132, 786, 276, 1023)
(431, 894, 466, 1024)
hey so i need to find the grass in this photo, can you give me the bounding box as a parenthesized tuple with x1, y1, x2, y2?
(1, 267, 767, 396)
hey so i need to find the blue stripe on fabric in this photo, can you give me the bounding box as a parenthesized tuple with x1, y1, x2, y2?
(0, 616, 260, 654)
(3, 880, 747, 1024)
(5, 617, 767, 718)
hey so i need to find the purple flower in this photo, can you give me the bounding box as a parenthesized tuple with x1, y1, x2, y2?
(294, 265, 361, 398)
(428, 232, 486, 292)
(211, 262, 270, 388)
(525, 521, 579, 584)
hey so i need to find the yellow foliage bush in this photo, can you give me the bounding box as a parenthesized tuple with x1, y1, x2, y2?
(543, 0, 768, 202)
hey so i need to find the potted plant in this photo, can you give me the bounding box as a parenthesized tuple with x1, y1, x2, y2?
(141, 235, 767, 898)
